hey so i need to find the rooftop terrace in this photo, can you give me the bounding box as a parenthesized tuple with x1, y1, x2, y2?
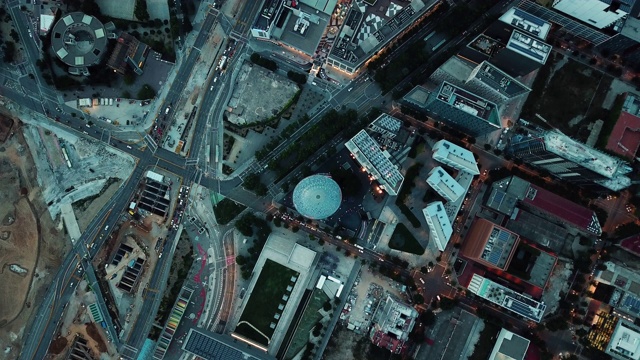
(499, 7, 551, 39)
(345, 130, 404, 195)
(543, 130, 632, 179)
(436, 82, 501, 126)
(505, 30, 551, 64)
(467, 274, 546, 322)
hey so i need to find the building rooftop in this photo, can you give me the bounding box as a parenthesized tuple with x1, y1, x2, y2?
(432, 139, 480, 175)
(489, 328, 530, 360)
(460, 218, 519, 270)
(499, 7, 551, 39)
(329, 0, 437, 69)
(51, 12, 109, 67)
(517, 0, 611, 45)
(487, 176, 602, 236)
(543, 130, 632, 179)
(467, 273, 546, 322)
(403, 85, 431, 108)
(460, 34, 503, 64)
(505, 30, 551, 64)
(300, 0, 338, 14)
(370, 294, 418, 354)
(426, 167, 465, 202)
(292, 174, 342, 220)
(553, 0, 628, 30)
(606, 320, 640, 360)
(277, 3, 330, 55)
(182, 328, 275, 359)
(422, 201, 453, 252)
(435, 81, 502, 127)
(606, 94, 640, 159)
(368, 113, 402, 136)
(345, 130, 404, 195)
(467, 61, 531, 99)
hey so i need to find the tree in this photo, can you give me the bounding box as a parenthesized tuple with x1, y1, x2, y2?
(236, 255, 247, 265)
(134, 0, 150, 21)
(136, 84, 156, 100)
(420, 309, 436, 326)
(414, 294, 425, 305)
(484, 143, 492, 151)
(323, 301, 332, 312)
(3, 41, 16, 63)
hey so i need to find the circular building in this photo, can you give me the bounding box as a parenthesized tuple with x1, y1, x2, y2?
(51, 12, 108, 68)
(293, 175, 342, 220)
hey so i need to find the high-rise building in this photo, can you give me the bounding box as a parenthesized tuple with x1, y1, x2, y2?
(415, 82, 502, 137)
(432, 140, 480, 175)
(488, 30, 552, 77)
(606, 319, 640, 360)
(459, 218, 520, 271)
(422, 201, 453, 252)
(426, 167, 465, 202)
(508, 129, 632, 191)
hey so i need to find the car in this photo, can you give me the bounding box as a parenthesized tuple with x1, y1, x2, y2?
(126, 145, 132, 149)
(347, 87, 353, 92)
(104, 225, 109, 231)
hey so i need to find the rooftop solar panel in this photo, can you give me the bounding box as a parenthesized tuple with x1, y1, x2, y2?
(514, 8, 546, 27)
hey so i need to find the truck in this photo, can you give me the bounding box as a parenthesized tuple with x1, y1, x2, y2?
(218, 56, 227, 71)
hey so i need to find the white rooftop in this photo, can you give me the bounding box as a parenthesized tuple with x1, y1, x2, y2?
(467, 274, 546, 322)
(506, 30, 551, 64)
(499, 7, 551, 39)
(422, 201, 453, 252)
(553, 0, 628, 29)
(607, 320, 640, 360)
(432, 140, 480, 175)
(489, 328, 530, 360)
(426, 167, 465, 202)
(543, 130, 632, 179)
(345, 130, 404, 195)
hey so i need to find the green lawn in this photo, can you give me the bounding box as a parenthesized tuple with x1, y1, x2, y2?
(388, 223, 425, 255)
(236, 259, 299, 345)
(285, 290, 329, 359)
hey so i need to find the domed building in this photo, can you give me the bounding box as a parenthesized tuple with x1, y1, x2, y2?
(292, 175, 342, 220)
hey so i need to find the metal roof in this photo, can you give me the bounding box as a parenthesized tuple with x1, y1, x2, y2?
(292, 175, 342, 219)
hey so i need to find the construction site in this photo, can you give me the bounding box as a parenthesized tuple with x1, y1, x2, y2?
(0, 114, 69, 359)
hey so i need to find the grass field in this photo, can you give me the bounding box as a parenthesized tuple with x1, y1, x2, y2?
(235, 259, 299, 345)
(389, 223, 425, 255)
(285, 289, 329, 359)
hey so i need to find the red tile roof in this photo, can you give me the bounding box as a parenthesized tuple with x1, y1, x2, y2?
(523, 185, 601, 235)
(606, 111, 640, 160)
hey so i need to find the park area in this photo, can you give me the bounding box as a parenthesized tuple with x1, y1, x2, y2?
(235, 259, 300, 346)
(520, 56, 611, 138)
(389, 223, 425, 255)
(285, 289, 330, 359)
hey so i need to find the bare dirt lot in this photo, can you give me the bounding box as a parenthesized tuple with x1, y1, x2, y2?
(0, 118, 68, 359)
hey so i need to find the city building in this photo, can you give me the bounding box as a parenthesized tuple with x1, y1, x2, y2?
(432, 140, 480, 175)
(183, 328, 275, 360)
(106, 32, 150, 75)
(418, 82, 502, 137)
(606, 319, 640, 360)
(292, 174, 342, 220)
(552, 0, 633, 30)
(39, 6, 58, 36)
(488, 30, 552, 77)
(489, 328, 530, 360)
(606, 93, 640, 160)
(488, 7, 551, 40)
(595, 261, 640, 322)
(460, 218, 520, 271)
(51, 12, 116, 74)
(455, 7, 552, 77)
(486, 176, 603, 237)
(465, 61, 531, 103)
(426, 166, 465, 202)
(326, 0, 439, 74)
(345, 129, 404, 196)
(369, 294, 419, 354)
(467, 273, 547, 322)
(251, 0, 333, 58)
(508, 129, 632, 191)
(422, 201, 453, 252)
